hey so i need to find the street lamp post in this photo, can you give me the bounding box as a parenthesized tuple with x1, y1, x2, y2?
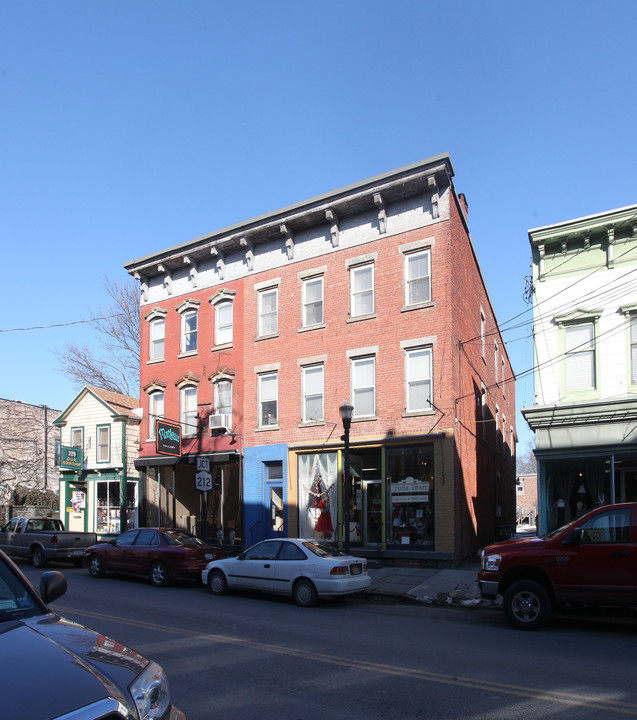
(339, 400, 354, 554)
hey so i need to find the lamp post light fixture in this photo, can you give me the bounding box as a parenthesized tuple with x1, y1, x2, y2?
(339, 400, 354, 553)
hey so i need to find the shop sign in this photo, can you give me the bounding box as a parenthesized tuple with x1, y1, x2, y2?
(156, 420, 181, 456)
(390, 481, 430, 494)
(391, 494, 429, 504)
(60, 446, 84, 470)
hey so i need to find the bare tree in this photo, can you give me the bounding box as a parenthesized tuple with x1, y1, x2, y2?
(56, 276, 140, 397)
(516, 442, 537, 475)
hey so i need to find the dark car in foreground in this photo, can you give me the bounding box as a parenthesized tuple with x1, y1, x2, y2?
(479, 502, 637, 630)
(85, 527, 225, 587)
(0, 548, 185, 720)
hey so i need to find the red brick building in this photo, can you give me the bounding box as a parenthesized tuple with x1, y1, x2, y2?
(125, 154, 516, 562)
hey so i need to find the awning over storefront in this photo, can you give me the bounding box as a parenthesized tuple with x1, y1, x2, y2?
(134, 452, 238, 469)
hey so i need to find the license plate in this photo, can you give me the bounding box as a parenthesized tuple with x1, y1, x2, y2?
(72, 550, 83, 556)
(204, 553, 213, 560)
(350, 564, 362, 575)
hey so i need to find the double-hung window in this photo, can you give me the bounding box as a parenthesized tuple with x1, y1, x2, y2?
(630, 314, 637, 385)
(181, 309, 198, 353)
(404, 249, 431, 306)
(405, 347, 432, 412)
(302, 276, 324, 327)
(215, 379, 232, 416)
(71, 427, 83, 449)
(215, 300, 233, 345)
(181, 386, 198, 436)
(258, 371, 278, 427)
(259, 287, 278, 337)
(302, 364, 324, 422)
(97, 425, 110, 463)
(565, 322, 596, 390)
(148, 390, 164, 439)
(351, 356, 376, 417)
(150, 318, 165, 361)
(350, 264, 374, 318)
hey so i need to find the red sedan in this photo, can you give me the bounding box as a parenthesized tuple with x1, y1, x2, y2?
(84, 527, 224, 587)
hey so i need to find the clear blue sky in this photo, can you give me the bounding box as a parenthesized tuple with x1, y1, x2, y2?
(1, 1, 636, 454)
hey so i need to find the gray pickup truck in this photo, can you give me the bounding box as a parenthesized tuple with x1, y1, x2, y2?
(0, 517, 97, 567)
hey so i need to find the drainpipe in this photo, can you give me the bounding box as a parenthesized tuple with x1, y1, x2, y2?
(120, 419, 128, 532)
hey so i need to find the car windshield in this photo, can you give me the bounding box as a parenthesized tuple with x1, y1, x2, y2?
(0, 556, 42, 622)
(302, 541, 347, 558)
(163, 530, 204, 546)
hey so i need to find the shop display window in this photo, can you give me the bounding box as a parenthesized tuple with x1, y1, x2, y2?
(96, 481, 138, 534)
(386, 445, 434, 547)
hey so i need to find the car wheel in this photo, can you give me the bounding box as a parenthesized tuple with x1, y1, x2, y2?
(150, 561, 169, 587)
(503, 580, 551, 630)
(293, 578, 318, 607)
(31, 547, 46, 568)
(208, 569, 228, 595)
(88, 554, 104, 578)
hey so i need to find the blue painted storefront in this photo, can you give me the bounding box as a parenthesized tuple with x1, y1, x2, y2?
(243, 444, 288, 546)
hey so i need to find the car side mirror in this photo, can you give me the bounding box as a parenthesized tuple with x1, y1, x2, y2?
(238, 552, 246, 560)
(40, 571, 67, 604)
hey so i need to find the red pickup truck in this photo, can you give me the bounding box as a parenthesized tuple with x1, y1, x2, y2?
(479, 502, 637, 630)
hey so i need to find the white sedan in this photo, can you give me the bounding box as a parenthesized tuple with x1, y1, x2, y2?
(201, 538, 371, 606)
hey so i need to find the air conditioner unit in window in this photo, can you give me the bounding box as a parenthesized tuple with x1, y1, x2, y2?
(209, 413, 231, 434)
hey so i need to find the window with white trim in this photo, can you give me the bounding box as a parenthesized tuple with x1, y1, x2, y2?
(150, 318, 165, 361)
(404, 249, 431, 306)
(302, 276, 324, 327)
(302, 364, 324, 422)
(258, 371, 278, 427)
(629, 314, 637, 385)
(181, 309, 198, 353)
(71, 427, 83, 448)
(97, 425, 110, 463)
(350, 264, 374, 317)
(565, 321, 596, 390)
(180, 386, 198, 436)
(215, 300, 233, 345)
(148, 391, 164, 439)
(258, 287, 278, 337)
(351, 356, 375, 417)
(405, 347, 432, 412)
(214, 379, 232, 416)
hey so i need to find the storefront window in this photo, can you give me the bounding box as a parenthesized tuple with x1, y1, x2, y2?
(386, 446, 434, 547)
(298, 453, 337, 541)
(96, 481, 138, 534)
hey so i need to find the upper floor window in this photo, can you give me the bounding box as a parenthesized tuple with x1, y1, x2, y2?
(180, 386, 198, 436)
(215, 300, 233, 346)
(565, 321, 596, 391)
(480, 308, 486, 361)
(148, 390, 164, 439)
(302, 276, 324, 327)
(97, 425, 110, 463)
(258, 287, 278, 337)
(405, 347, 432, 413)
(494, 342, 499, 383)
(404, 249, 431, 306)
(180, 309, 198, 354)
(214, 379, 233, 416)
(258, 371, 278, 427)
(350, 264, 374, 318)
(150, 317, 165, 361)
(630, 314, 637, 385)
(302, 364, 324, 422)
(71, 427, 83, 448)
(351, 356, 375, 417)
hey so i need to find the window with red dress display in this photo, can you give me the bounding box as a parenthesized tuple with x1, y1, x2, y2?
(298, 453, 337, 540)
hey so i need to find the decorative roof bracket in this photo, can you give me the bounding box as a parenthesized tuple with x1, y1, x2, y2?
(240, 237, 255, 271)
(326, 209, 339, 247)
(373, 193, 387, 234)
(281, 224, 294, 260)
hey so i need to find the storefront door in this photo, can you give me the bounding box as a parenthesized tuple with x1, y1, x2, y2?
(364, 481, 382, 545)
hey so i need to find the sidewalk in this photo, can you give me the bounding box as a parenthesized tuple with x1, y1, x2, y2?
(365, 526, 536, 606)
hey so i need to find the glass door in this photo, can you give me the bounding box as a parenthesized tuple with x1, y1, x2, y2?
(364, 480, 382, 545)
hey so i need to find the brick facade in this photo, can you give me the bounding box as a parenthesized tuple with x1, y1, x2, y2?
(126, 154, 516, 561)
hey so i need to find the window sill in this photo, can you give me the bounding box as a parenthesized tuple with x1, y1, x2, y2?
(298, 420, 326, 428)
(147, 358, 165, 365)
(352, 415, 377, 423)
(212, 342, 233, 352)
(298, 323, 325, 333)
(178, 350, 198, 359)
(401, 301, 434, 313)
(255, 425, 280, 432)
(347, 313, 376, 324)
(402, 410, 437, 418)
(256, 332, 279, 342)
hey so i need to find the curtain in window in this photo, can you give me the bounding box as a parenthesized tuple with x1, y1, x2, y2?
(566, 323, 594, 390)
(298, 452, 337, 540)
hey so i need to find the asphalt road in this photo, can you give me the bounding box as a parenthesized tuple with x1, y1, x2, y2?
(18, 561, 637, 720)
